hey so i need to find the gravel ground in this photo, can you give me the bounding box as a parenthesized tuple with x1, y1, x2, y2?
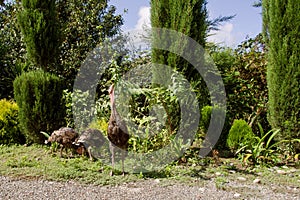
(1, 176, 299, 200)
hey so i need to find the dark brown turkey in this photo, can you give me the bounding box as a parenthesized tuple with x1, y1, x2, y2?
(74, 128, 107, 161)
(46, 127, 78, 158)
(107, 84, 130, 176)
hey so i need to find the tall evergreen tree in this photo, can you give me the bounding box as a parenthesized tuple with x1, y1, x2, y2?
(151, 0, 207, 69)
(17, 0, 60, 71)
(151, 0, 210, 107)
(263, 0, 300, 148)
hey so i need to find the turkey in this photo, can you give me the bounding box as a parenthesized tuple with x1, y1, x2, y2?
(108, 84, 130, 176)
(74, 128, 107, 161)
(45, 127, 78, 158)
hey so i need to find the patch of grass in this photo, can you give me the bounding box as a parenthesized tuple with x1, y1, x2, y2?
(0, 144, 299, 191)
(215, 176, 228, 190)
(0, 145, 139, 185)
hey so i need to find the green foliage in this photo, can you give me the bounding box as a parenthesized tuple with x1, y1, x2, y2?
(0, 99, 25, 144)
(151, 0, 210, 109)
(64, 88, 109, 132)
(13, 70, 66, 144)
(198, 105, 228, 150)
(199, 106, 212, 133)
(17, 0, 60, 71)
(56, 0, 123, 89)
(62, 89, 74, 128)
(263, 0, 300, 150)
(1, 0, 124, 98)
(121, 85, 180, 153)
(113, 69, 197, 156)
(0, 2, 26, 99)
(63, 89, 94, 131)
(63, 87, 110, 132)
(88, 118, 108, 134)
(227, 119, 255, 151)
(211, 34, 270, 135)
(236, 124, 300, 165)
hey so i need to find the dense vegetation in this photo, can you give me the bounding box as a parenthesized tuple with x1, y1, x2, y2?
(18, 0, 60, 71)
(13, 70, 66, 143)
(0, 0, 299, 175)
(263, 0, 300, 152)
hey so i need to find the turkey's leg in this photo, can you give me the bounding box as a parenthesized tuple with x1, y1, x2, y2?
(109, 142, 115, 176)
(121, 150, 125, 176)
(60, 145, 64, 158)
(88, 147, 93, 161)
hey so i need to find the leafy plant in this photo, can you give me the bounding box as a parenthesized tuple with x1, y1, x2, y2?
(56, 0, 124, 89)
(199, 105, 229, 150)
(236, 124, 300, 165)
(89, 118, 108, 134)
(0, 2, 27, 99)
(264, 0, 300, 151)
(41, 131, 60, 154)
(227, 119, 255, 151)
(211, 34, 270, 135)
(0, 99, 25, 144)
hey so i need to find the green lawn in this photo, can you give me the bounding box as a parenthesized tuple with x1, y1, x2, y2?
(0, 144, 299, 191)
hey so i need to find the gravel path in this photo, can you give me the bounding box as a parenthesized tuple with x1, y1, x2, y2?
(1, 176, 299, 200)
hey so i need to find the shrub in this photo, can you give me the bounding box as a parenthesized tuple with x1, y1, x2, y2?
(200, 106, 212, 133)
(200, 105, 229, 150)
(64, 89, 98, 130)
(227, 119, 255, 151)
(0, 99, 25, 144)
(211, 35, 270, 136)
(88, 118, 108, 134)
(13, 70, 66, 144)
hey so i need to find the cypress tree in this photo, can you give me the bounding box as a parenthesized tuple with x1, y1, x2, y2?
(15, 0, 65, 144)
(263, 0, 300, 147)
(151, 0, 210, 107)
(17, 0, 60, 71)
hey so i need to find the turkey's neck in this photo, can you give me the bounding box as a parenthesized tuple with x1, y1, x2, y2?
(110, 89, 117, 117)
(109, 88, 114, 108)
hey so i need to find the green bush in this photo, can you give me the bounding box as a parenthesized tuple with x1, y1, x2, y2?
(0, 99, 25, 144)
(210, 35, 270, 136)
(200, 105, 229, 150)
(227, 119, 255, 151)
(200, 106, 212, 133)
(13, 70, 66, 144)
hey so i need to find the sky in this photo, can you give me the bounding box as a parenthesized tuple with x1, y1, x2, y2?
(109, 0, 262, 47)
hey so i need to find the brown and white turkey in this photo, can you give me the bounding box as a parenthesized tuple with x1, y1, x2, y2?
(107, 84, 130, 176)
(74, 128, 107, 161)
(45, 127, 78, 158)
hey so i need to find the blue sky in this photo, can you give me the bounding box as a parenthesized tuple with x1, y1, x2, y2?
(109, 0, 262, 47)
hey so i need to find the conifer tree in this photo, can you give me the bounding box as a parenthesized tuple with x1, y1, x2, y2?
(263, 0, 300, 147)
(151, 0, 210, 107)
(18, 0, 60, 71)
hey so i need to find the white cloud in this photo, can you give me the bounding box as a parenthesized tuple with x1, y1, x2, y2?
(130, 7, 238, 48)
(134, 6, 151, 30)
(207, 23, 236, 47)
(124, 6, 151, 51)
